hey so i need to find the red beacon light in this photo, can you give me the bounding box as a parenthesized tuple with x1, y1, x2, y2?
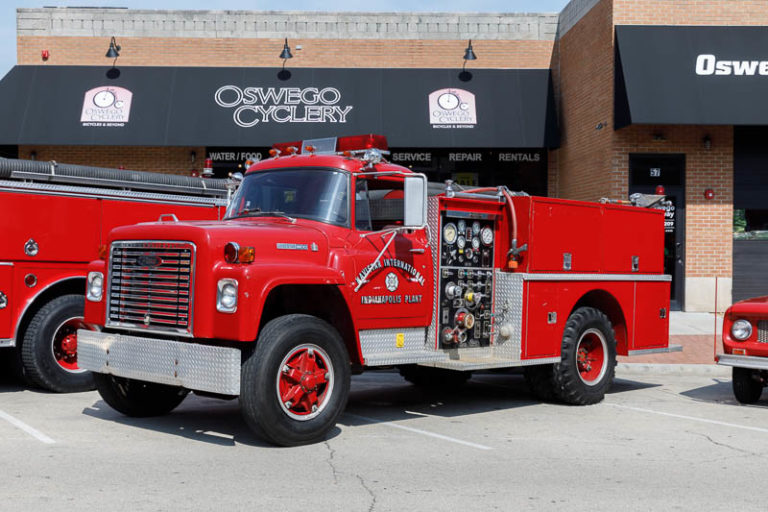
(335, 134, 388, 153)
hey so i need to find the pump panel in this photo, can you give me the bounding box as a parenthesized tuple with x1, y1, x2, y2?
(437, 211, 496, 349)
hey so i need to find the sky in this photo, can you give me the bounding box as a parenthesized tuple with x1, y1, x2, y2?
(1, 0, 571, 77)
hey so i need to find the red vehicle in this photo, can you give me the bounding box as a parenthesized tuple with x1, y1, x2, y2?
(78, 134, 673, 445)
(0, 158, 229, 392)
(717, 298, 768, 403)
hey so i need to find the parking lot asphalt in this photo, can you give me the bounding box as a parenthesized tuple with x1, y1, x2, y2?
(1, 364, 766, 512)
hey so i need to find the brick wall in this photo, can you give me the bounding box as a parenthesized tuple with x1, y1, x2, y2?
(18, 36, 554, 69)
(548, 0, 614, 201)
(613, 0, 768, 25)
(18, 145, 205, 175)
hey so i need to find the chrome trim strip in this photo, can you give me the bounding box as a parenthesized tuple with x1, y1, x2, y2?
(0, 262, 13, 266)
(627, 344, 682, 356)
(106, 240, 196, 338)
(0, 180, 227, 206)
(520, 356, 561, 366)
(520, 273, 671, 282)
(0, 338, 15, 348)
(717, 353, 768, 371)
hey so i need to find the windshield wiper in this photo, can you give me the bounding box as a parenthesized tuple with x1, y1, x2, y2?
(228, 209, 297, 223)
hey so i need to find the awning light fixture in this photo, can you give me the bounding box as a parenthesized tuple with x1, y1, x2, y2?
(105, 36, 121, 60)
(463, 39, 477, 69)
(280, 38, 293, 61)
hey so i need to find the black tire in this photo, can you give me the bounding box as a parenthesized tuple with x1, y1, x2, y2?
(93, 373, 189, 417)
(240, 314, 350, 447)
(20, 294, 95, 393)
(523, 364, 557, 402)
(552, 307, 617, 405)
(398, 365, 471, 389)
(732, 367, 763, 404)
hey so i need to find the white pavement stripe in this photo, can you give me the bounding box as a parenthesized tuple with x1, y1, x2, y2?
(346, 413, 492, 450)
(0, 409, 56, 444)
(606, 404, 768, 435)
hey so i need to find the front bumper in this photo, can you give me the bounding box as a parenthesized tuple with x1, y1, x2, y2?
(77, 330, 241, 395)
(716, 353, 768, 371)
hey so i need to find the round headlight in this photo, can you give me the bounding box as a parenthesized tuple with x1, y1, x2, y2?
(731, 319, 753, 341)
(220, 283, 237, 308)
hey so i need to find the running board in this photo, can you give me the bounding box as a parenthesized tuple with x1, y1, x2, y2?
(364, 350, 448, 367)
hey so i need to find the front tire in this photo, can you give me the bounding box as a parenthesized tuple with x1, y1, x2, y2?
(552, 307, 617, 405)
(93, 374, 189, 417)
(241, 314, 351, 446)
(21, 294, 95, 393)
(732, 367, 763, 404)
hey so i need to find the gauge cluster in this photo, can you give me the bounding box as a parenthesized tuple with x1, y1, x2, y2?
(441, 218, 494, 268)
(438, 212, 496, 349)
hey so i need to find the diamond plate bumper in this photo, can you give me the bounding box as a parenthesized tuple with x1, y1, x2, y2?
(77, 330, 241, 395)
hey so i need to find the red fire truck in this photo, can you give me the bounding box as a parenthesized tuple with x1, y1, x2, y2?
(77, 134, 673, 445)
(717, 298, 768, 403)
(0, 158, 229, 392)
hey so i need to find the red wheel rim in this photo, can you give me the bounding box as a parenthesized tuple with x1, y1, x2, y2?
(51, 317, 92, 373)
(576, 328, 608, 386)
(276, 344, 334, 421)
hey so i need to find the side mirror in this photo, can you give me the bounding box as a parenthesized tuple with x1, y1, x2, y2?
(403, 174, 428, 229)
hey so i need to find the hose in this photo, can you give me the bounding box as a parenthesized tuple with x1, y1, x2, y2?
(0, 158, 229, 197)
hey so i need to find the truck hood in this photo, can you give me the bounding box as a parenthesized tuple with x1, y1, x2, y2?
(728, 296, 768, 316)
(108, 217, 331, 264)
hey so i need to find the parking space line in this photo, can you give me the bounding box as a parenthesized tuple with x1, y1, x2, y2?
(606, 404, 768, 434)
(346, 413, 491, 450)
(0, 409, 56, 444)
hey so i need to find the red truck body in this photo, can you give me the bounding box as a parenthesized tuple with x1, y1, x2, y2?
(0, 161, 229, 392)
(718, 297, 768, 402)
(78, 135, 673, 445)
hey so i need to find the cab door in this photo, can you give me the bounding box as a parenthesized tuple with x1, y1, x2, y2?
(347, 176, 433, 330)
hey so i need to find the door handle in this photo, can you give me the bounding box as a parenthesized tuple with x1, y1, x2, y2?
(410, 248, 426, 254)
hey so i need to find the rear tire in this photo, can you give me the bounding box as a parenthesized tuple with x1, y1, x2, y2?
(552, 307, 617, 405)
(93, 374, 189, 417)
(399, 365, 471, 389)
(240, 314, 350, 446)
(20, 294, 95, 393)
(732, 367, 763, 404)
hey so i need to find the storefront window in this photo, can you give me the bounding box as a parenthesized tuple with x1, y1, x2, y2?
(733, 209, 768, 240)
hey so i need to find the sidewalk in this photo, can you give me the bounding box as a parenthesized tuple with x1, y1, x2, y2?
(617, 311, 723, 366)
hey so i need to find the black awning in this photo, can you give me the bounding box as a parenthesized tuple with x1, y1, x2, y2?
(0, 65, 559, 148)
(615, 25, 768, 128)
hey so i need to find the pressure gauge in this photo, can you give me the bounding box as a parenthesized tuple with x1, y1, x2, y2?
(472, 221, 481, 235)
(457, 236, 466, 249)
(481, 226, 494, 245)
(457, 220, 466, 233)
(443, 222, 458, 245)
(472, 237, 480, 250)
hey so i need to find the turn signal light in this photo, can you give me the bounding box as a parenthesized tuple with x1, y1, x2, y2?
(224, 242, 255, 264)
(733, 348, 747, 356)
(238, 246, 255, 263)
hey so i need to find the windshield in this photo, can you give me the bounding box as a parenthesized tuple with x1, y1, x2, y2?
(225, 168, 349, 226)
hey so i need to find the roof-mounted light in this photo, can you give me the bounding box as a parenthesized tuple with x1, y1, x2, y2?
(362, 148, 384, 166)
(270, 134, 389, 157)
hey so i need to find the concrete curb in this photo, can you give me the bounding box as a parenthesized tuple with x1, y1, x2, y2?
(616, 363, 731, 377)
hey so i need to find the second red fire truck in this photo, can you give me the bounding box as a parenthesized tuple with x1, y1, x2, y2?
(77, 135, 674, 445)
(0, 158, 230, 392)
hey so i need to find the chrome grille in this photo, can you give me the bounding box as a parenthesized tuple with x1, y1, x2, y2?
(759, 321, 768, 343)
(107, 241, 196, 336)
